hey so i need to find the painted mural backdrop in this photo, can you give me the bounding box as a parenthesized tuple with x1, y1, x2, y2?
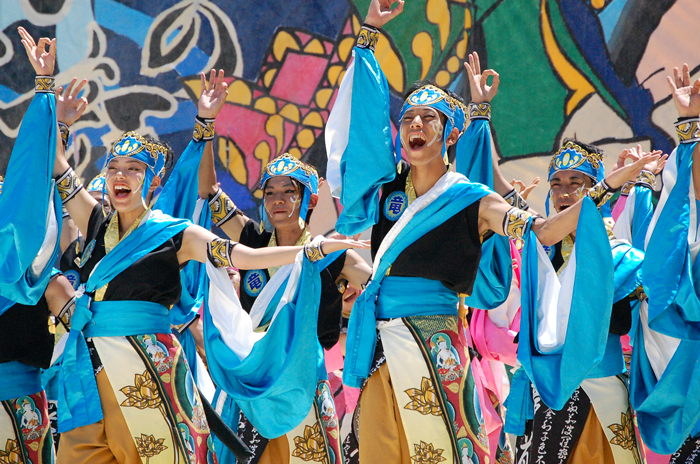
(1, 0, 699, 223)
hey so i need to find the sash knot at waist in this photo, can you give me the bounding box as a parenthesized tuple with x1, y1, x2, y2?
(58, 296, 171, 433)
(344, 276, 458, 388)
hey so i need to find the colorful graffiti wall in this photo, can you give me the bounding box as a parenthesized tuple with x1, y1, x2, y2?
(2, 0, 699, 224)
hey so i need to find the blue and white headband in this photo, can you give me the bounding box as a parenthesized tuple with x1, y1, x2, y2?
(546, 140, 605, 215)
(259, 153, 319, 232)
(86, 173, 106, 193)
(104, 131, 167, 203)
(396, 84, 468, 165)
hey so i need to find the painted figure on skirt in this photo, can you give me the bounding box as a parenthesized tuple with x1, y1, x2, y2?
(325, 2, 659, 463)
(198, 128, 371, 463)
(0, 27, 76, 464)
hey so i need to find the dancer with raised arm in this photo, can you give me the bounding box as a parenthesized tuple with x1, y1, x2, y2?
(325, 2, 658, 462)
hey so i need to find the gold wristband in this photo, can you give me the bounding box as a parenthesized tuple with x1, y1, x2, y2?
(209, 188, 239, 227)
(468, 102, 491, 121)
(58, 122, 70, 149)
(356, 24, 380, 51)
(55, 168, 84, 203)
(207, 238, 237, 268)
(586, 179, 615, 206)
(675, 118, 700, 144)
(635, 170, 655, 190)
(193, 116, 216, 142)
(304, 238, 326, 263)
(35, 76, 55, 93)
(503, 207, 533, 241)
(503, 188, 529, 211)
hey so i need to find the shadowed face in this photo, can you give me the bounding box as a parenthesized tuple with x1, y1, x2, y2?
(549, 170, 593, 213)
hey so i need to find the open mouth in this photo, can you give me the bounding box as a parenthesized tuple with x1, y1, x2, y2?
(113, 184, 132, 199)
(559, 204, 571, 211)
(408, 133, 426, 150)
(343, 288, 359, 303)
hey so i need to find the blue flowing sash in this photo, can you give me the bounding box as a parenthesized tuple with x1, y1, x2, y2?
(203, 255, 326, 439)
(343, 179, 507, 388)
(0, 92, 62, 307)
(456, 117, 493, 188)
(505, 198, 614, 434)
(643, 143, 700, 339)
(57, 212, 189, 432)
(630, 323, 700, 454)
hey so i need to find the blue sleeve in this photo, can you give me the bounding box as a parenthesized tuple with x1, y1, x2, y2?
(0, 91, 63, 305)
(643, 142, 700, 339)
(326, 47, 398, 236)
(455, 118, 494, 188)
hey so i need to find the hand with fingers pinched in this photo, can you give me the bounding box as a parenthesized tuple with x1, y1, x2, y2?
(510, 177, 540, 201)
(615, 144, 668, 176)
(464, 52, 500, 104)
(364, 0, 404, 29)
(198, 69, 228, 119)
(606, 149, 663, 189)
(17, 27, 56, 76)
(667, 63, 700, 118)
(56, 78, 89, 126)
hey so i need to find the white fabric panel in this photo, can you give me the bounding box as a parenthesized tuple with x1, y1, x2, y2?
(195, 352, 216, 402)
(639, 300, 681, 380)
(534, 237, 568, 353)
(206, 261, 263, 359)
(192, 197, 205, 223)
(611, 188, 635, 243)
(31, 188, 59, 279)
(325, 54, 355, 199)
(248, 262, 294, 329)
(205, 250, 306, 359)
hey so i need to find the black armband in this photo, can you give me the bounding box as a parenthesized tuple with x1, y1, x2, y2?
(193, 116, 216, 142)
(208, 188, 239, 227)
(207, 238, 237, 268)
(676, 117, 700, 144)
(468, 102, 491, 121)
(55, 167, 84, 203)
(356, 24, 380, 52)
(35, 76, 55, 93)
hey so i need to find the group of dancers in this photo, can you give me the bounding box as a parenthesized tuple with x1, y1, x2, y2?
(2, 1, 700, 463)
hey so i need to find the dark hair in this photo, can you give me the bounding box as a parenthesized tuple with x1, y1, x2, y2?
(562, 138, 604, 157)
(142, 134, 175, 171)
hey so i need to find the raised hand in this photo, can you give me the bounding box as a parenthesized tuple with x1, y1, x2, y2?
(606, 149, 662, 189)
(17, 27, 56, 76)
(510, 177, 540, 201)
(667, 63, 700, 118)
(365, 0, 405, 29)
(198, 69, 228, 119)
(464, 52, 500, 104)
(616, 144, 668, 175)
(56, 77, 88, 126)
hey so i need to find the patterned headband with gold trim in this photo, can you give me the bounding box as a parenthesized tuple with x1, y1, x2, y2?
(547, 140, 604, 183)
